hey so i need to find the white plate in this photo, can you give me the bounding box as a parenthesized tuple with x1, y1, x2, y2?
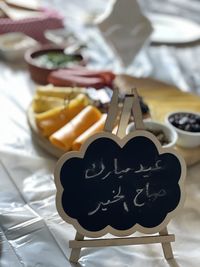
(149, 14, 200, 44)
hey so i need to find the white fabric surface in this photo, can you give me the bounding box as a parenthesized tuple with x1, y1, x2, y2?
(0, 1, 200, 266)
(0, 54, 200, 267)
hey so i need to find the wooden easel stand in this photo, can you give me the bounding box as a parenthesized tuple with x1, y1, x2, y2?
(70, 233, 175, 249)
(69, 227, 174, 262)
(69, 88, 175, 263)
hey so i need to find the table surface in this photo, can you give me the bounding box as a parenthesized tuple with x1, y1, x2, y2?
(0, 1, 200, 267)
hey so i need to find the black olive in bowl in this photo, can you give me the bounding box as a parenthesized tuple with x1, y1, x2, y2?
(166, 111, 200, 148)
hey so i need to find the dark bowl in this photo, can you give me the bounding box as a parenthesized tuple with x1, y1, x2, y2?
(25, 45, 85, 85)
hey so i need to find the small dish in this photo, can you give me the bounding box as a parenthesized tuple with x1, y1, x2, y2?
(126, 120, 177, 148)
(0, 32, 37, 61)
(25, 45, 85, 84)
(44, 28, 78, 46)
(165, 111, 200, 148)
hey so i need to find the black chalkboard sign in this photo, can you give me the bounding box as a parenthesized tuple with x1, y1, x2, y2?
(55, 131, 186, 238)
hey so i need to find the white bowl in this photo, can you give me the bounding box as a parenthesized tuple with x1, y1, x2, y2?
(165, 111, 200, 148)
(126, 120, 178, 148)
(0, 32, 38, 61)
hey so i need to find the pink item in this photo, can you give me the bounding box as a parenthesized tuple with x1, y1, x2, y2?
(0, 9, 64, 43)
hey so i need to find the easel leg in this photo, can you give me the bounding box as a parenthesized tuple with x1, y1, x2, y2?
(69, 232, 84, 263)
(160, 227, 174, 260)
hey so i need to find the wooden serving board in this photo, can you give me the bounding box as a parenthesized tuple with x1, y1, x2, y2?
(28, 75, 200, 166)
(115, 75, 200, 166)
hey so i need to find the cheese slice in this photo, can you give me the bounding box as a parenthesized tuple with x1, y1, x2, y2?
(72, 114, 107, 150)
(36, 85, 86, 99)
(49, 105, 102, 151)
(32, 95, 65, 113)
(36, 94, 88, 137)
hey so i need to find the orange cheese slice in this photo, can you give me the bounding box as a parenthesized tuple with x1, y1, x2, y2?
(36, 93, 88, 137)
(49, 105, 102, 151)
(72, 114, 107, 150)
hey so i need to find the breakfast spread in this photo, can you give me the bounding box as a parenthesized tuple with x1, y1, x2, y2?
(31, 83, 151, 152)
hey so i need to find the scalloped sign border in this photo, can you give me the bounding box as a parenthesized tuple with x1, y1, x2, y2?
(54, 131, 186, 238)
